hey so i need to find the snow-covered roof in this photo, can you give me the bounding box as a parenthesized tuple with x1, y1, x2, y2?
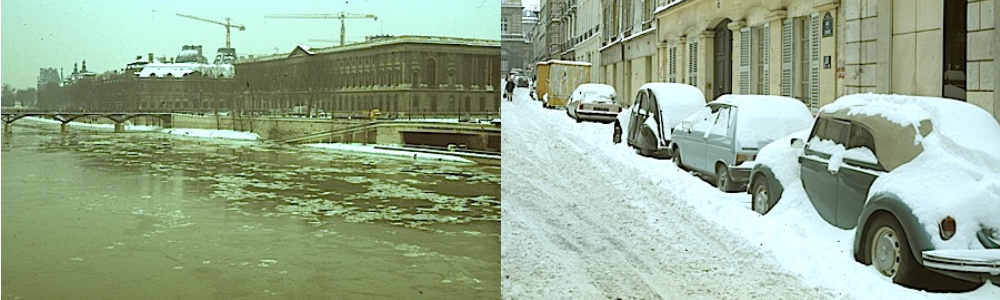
(135, 63, 235, 78)
(572, 84, 616, 101)
(541, 59, 592, 67)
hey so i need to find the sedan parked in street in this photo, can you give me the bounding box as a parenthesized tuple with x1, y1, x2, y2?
(747, 94, 1000, 291)
(612, 83, 706, 158)
(565, 84, 620, 123)
(670, 95, 813, 192)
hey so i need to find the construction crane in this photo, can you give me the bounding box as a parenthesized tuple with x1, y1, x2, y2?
(176, 13, 246, 48)
(265, 12, 377, 46)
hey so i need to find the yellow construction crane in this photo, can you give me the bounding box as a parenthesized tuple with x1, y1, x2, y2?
(264, 12, 377, 46)
(176, 13, 246, 48)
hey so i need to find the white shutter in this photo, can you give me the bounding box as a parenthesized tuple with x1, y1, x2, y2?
(781, 18, 793, 97)
(739, 27, 751, 94)
(688, 41, 699, 86)
(761, 24, 770, 95)
(668, 45, 677, 83)
(809, 14, 820, 110)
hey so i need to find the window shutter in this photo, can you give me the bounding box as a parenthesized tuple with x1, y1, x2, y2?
(688, 41, 699, 86)
(761, 24, 770, 95)
(739, 27, 751, 94)
(668, 45, 677, 83)
(781, 18, 793, 97)
(809, 14, 820, 110)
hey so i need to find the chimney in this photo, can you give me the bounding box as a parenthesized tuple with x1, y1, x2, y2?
(148, 53, 153, 63)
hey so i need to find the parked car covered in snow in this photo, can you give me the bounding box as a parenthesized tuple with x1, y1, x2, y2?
(747, 94, 1000, 291)
(565, 83, 620, 123)
(670, 95, 813, 192)
(612, 83, 706, 158)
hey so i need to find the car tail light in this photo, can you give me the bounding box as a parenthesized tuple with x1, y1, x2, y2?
(579, 104, 585, 110)
(940, 216, 956, 240)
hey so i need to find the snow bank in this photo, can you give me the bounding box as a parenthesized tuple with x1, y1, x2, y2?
(160, 128, 259, 140)
(304, 143, 475, 165)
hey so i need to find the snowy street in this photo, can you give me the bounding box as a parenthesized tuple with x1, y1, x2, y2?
(499, 87, 1000, 299)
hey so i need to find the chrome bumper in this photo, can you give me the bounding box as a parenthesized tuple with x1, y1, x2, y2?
(922, 249, 1000, 275)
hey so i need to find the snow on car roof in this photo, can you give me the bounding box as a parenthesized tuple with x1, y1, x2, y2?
(641, 83, 706, 127)
(821, 93, 1000, 162)
(573, 84, 616, 97)
(713, 94, 815, 148)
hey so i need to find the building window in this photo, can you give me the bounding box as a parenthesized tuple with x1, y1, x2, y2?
(687, 40, 699, 86)
(668, 45, 677, 83)
(756, 25, 769, 94)
(792, 15, 820, 110)
(942, 0, 967, 101)
(780, 18, 793, 97)
(739, 27, 752, 94)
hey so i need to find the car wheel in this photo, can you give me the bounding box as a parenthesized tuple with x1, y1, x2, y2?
(751, 176, 773, 215)
(612, 121, 622, 144)
(716, 164, 735, 192)
(864, 213, 985, 292)
(672, 148, 683, 168)
(575, 116, 582, 123)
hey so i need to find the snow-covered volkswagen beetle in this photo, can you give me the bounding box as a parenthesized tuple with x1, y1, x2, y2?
(748, 94, 1000, 291)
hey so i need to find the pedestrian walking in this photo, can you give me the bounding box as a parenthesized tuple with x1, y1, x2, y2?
(505, 77, 516, 102)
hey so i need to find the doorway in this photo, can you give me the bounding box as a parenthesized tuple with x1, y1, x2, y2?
(713, 19, 733, 99)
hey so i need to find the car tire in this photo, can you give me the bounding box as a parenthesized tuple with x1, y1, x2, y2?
(863, 213, 984, 292)
(716, 164, 736, 192)
(672, 147, 683, 169)
(612, 121, 622, 144)
(575, 116, 582, 123)
(751, 175, 774, 215)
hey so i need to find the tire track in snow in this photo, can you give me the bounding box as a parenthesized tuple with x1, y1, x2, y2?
(501, 95, 845, 299)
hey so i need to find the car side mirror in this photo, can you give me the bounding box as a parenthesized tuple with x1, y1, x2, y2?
(791, 138, 805, 149)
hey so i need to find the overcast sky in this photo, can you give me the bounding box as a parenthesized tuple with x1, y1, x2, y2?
(1, 0, 500, 89)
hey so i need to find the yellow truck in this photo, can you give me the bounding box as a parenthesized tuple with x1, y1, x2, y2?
(535, 60, 592, 108)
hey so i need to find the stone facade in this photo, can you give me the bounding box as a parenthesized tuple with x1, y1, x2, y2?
(650, 0, 997, 121)
(56, 36, 501, 119)
(237, 36, 501, 119)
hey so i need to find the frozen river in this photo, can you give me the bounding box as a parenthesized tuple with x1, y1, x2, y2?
(1, 122, 500, 299)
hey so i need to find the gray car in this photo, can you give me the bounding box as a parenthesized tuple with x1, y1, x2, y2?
(669, 95, 814, 192)
(747, 94, 1000, 292)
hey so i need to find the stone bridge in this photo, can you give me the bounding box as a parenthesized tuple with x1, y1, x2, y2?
(1, 111, 172, 134)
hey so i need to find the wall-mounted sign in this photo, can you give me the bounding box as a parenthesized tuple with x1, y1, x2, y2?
(823, 12, 834, 37)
